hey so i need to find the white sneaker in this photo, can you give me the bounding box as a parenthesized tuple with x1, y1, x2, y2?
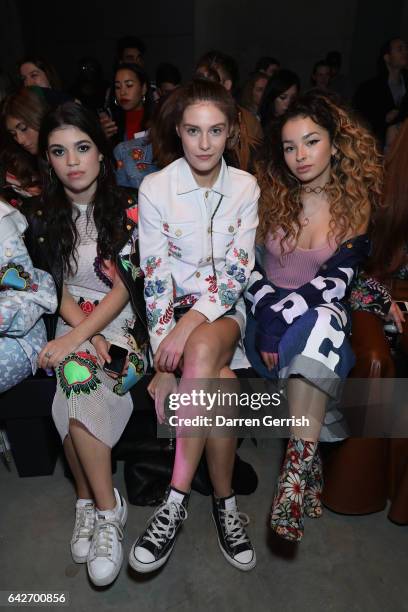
(87, 488, 128, 586)
(71, 500, 96, 563)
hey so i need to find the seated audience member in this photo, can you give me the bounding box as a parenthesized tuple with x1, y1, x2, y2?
(196, 50, 262, 171)
(17, 55, 72, 106)
(240, 71, 269, 119)
(0, 197, 57, 392)
(155, 62, 181, 99)
(115, 35, 146, 68)
(255, 56, 280, 77)
(310, 60, 331, 91)
(353, 38, 408, 147)
(100, 63, 154, 147)
(258, 69, 300, 131)
(1, 87, 50, 204)
(245, 92, 382, 542)
(22, 102, 148, 587)
(129, 79, 259, 574)
(70, 57, 108, 112)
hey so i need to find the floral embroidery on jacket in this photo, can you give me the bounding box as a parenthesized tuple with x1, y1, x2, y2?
(218, 279, 238, 307)
(131, 148, 144, 161)
(233, 247, 249, 267)
(168, 240, 182, 259)
(349, 273, 392, 317)
(145, 256, 162, 278)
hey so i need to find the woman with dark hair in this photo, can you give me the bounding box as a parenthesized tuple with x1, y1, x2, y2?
(240, 71, 269, 119)
(245, 92, 382, 542)
(1, 87, 50, 203)
(129, 79, 259, 573)
(100, 63, 154, 146)
(258, 69, 300, 130)
(18, 55, 61, 90)
(22, 102, 148, 586)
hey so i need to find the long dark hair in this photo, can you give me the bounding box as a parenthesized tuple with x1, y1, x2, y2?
(258, 69, 300, 130)
(38, 102, 131, 275)
(149, 78, 238, 168)
(109, 63, 154, 143)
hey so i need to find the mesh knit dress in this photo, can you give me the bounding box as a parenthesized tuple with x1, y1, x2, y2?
(52, 203, 146, 448)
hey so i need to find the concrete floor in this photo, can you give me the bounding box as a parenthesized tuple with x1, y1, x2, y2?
(1, 439, 407, 612)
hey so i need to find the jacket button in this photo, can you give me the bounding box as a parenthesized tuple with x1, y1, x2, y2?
(175, 229, 182, 237)
(38, 236, 45, 243)
(36, 209, 43, 216)
(207, 226, 211, 234)
(346, 242, 353, 249)
(205, 191, 209, 198)
(206, 256, 211, 262)
(126, 224, 132, 230)
(5, 248, 12, 257)
(128, 198, 133, 204)
(228, 225, 234, 233)
(195, 271, 201, 278)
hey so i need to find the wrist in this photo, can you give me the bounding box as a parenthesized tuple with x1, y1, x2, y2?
(89, 332, 106, 345)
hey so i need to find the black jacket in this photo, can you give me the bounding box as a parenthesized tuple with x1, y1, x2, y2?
(21, 191, 149, 350)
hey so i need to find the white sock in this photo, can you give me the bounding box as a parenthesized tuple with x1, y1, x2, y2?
(76, 498, 94, 507)
(168, 487, 187, 505)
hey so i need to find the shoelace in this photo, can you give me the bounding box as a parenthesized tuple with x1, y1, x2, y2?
(91, 520, 124, 559)
(220, 509, 250, 548)
(143, 501, 188, 549)
(73, 504, 95, 542)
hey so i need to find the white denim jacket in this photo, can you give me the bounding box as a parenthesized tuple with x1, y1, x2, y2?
(138, 157, 259, 353)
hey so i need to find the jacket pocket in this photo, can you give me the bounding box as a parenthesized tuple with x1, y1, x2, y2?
(211, 218, 237, 258)
(162, 221, 197, 264)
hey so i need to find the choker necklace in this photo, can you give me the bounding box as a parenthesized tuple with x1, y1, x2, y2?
(300, 183, 329, 195)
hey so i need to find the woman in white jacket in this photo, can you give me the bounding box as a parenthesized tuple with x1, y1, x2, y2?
(129, 79, 259, 573)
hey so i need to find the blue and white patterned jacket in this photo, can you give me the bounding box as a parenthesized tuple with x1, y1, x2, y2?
(245, 233, 370, 353)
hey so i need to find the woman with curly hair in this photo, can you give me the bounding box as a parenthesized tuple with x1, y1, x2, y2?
(22, 102, 148, 586)
(245, 91, 382, 542)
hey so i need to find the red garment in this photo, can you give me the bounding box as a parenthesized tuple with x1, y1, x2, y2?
(125, 108, 144, 141)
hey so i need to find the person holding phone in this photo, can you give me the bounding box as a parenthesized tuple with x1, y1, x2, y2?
(22, 102, 148, 587)
(129, 79, 259, 573)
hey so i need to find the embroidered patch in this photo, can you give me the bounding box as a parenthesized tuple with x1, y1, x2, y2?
(113, 352, 145, 395)
(136, 162, 148, 171)
(233, 248, 249, 266)
(226, 263, 246, 284)
(168, 240, 182, 258)
(131, 148, 144, 160)
(0, 263, 32, 291)
(78, 297, 99, 315)
(57, 353, 101, 399)
(116, 159, 124, 169)
(218, 280, 237, 307)
(145, 256, 162, 278)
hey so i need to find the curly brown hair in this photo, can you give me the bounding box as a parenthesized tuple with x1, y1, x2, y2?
(256, 92, 383, 252)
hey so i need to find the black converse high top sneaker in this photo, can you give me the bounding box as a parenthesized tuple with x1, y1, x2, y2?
(129, 486, 188, 573)
(212, 493, 256, 571)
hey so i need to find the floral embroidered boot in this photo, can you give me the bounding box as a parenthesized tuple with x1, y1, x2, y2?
(304, 448, 323, 518)
(270, 436, 318, 542)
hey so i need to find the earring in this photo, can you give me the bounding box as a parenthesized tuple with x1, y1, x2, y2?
(142, 94, 146, 104)
(114, 97, 119, 106)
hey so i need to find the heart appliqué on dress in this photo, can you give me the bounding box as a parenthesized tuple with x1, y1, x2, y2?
(0, 264, 31, 290)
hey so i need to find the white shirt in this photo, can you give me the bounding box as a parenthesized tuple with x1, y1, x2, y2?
(138, 157, 259, 353)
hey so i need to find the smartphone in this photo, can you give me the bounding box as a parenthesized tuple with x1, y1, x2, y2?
(97, 106, 112, 120)
(103, 344, 128, 375)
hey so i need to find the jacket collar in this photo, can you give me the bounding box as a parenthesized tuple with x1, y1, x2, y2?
(176, 157, 232, 197)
